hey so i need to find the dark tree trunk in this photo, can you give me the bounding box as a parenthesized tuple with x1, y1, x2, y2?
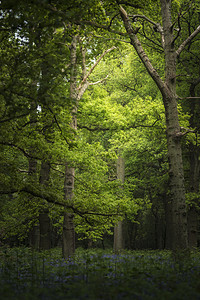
(114, 156, 125, 252)
(62, 165, 75, 259)
(62, 212, 75, 259)
(164, 198, 173, 249)
(28, 106, 39, 249)
(29, 226, 40, 250)
(39, 161, 51, 250)
(39, 211, 51, 250)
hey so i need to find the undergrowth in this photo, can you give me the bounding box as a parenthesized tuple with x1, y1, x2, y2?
(0, 246, 200, 299)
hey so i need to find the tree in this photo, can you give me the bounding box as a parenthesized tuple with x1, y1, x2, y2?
(117, 0, 198, 249)
(113, 155, 125, 252)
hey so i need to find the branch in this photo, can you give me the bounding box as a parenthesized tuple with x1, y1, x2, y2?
(174, 126, 196, 138)
(0, 185, 122, 218)
(79, 118, 160, 131)
(46, 105, 71, 145)
(78, 46, 116, 89)
(119, 5, 167, 97)
(131, 14, 164, 47)
(79, 125, 110, 131)
(0, 107, 36, 123)
(117, 1, 142, 9)
(89, 75, 109, 86)
(172, 13, 182, 45)
(179, 97, 200, 100)
(176, 25, 200, 57)
(131, 14, 159, 27)
(0, 142, 41, 160)
(46, 3, 128, 37)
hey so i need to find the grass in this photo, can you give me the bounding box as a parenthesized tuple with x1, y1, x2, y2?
(1, 246, 200, 299)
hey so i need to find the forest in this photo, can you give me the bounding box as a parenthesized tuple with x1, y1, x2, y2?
(1, 0, 200, 298)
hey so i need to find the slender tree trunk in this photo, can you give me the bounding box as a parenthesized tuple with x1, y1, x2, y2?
(61, 34, 116, 258)
(113, 156, 125, 252)
(28, 104, 40, 249)
(62, 35, 78, 259)
(164, 197, 173, 249)
(39, 161, 51, 250)
(62, 165, 76, 259)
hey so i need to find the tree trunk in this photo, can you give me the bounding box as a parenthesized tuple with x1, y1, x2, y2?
(113, 156, 125, 252)
(159, 0, 188, 249)
(61, 33, 116, 258)
(62, 165, 75, 259)
(29, 225, 40, 250)
(39, 161, 51, 250)
(28, 105, 39, 249)
(39, 210, 51, 250)
(62, 212, 75, 259)
(163, 94, 188, 249)
(164, 197, 173, 249)
(62, 35, 78, 259)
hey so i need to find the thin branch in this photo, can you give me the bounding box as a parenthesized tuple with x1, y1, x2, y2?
(76, 19, 128, 37)
(46, 3, 128, 37)
(89, 75, 109, 86)
(79, 118, 160, 131)
(0, 110, 36, 124)
(139, 23, 164, 51)
(130, 14, 164, 47)
(176, 25, 200, 57)
(171, 1, 193, 29)
(46, 105, 71, 145)
(79, 125, 110, 131)
(117, 1, 142, 9)
(0, 142, 41, 160)
(179, 97, 200, 99)
(91, 34, 130, 43)
(131, 14, 158, 26)
(172, 13, 182, 45)
(78, 46, 116, 90)
(0, 185, 123, 218)
(108, 13, 120, 29)
(119, 5, 167, 96)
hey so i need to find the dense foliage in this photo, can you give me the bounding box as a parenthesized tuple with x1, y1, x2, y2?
(0, 0, 200, 252)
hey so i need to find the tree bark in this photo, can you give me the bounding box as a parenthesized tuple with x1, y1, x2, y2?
(28, 104, 40, 249)
(62, 165, 76, 259)
(39, 161, 51, 250)
(62, 35, 78, 259)
(113, 156, 125, 252)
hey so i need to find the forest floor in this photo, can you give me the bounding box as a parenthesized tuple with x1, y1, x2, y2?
(0, 246, 200, 299)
